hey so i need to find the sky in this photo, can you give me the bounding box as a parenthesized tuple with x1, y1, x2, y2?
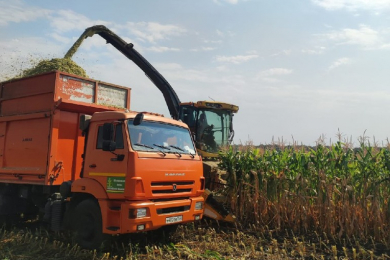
(1, 0, 390, 146)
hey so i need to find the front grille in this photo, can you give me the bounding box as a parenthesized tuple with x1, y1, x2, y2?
(153, 189, 191, 194)
(151, 197, 189, 202)
(151, 181, 194, 186)
(157, 205, 190, 215)
(151, 181, 194, 195)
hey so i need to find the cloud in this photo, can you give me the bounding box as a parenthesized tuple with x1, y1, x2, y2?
(215, 29, 235, 38)
(271, 49, 292, 57)
(320, 24, 390, 50)
(49, 10, 110, 34)
(328, 57, 351, 70)
(201, 47, 216, 51)
(155, 62, 245, 85)
(312, 0, 390, 11)
(0, 37, 64, 81)
(215, 54, 258, 64)
(301, 46, 326, 55)
(216, 30, 224, 37)
(190, 47, 216, 52)
(216, 65, 229, 72)
(0, 0, 50, 26)
(213, 0, 248, 4)
(203, 39, 223, 44)
(257, 68, 293, 77)
(146, 46, 180, 52)
(255, 68, 293, 82)
(50, 33, 71, 44)
(125, 22, 186, 43)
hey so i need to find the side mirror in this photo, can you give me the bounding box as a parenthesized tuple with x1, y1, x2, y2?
(133, 113, 144, 126)
(103, 140, 116, 152)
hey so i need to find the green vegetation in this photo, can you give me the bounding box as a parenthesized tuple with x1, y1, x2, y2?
(217, 139, 390, 257)
(20, 58, 87, 78)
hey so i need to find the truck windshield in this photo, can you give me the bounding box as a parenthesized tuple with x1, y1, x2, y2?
(128, 120, 196, 155)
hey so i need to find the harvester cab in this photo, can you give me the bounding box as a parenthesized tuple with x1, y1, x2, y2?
(179, 101, 239, 159)
(65, 25, 238, 223)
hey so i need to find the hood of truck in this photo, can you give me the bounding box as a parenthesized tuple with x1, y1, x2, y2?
(125, 152, 204, 200)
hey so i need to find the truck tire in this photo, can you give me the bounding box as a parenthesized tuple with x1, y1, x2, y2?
(72, 199, 103, 249)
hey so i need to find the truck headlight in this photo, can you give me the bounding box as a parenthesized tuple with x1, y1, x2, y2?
(136, 208, 147, 218)
(129, 208, 148, 218)
(195, 201, 203, 210)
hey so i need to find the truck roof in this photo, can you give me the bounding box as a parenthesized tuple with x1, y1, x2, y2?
(91, 111, 189, 128)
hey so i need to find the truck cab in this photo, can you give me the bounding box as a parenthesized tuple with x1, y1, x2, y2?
(69, 111, 204, 246)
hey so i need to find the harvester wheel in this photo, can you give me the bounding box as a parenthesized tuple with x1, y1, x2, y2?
(72, 199, 103, 249)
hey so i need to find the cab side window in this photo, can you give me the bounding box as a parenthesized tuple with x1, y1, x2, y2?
(96, 124, 124, 149)
(180, 106, 196, 127)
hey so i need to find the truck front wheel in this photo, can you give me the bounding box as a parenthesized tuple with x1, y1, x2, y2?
(72, 199, 103, 249)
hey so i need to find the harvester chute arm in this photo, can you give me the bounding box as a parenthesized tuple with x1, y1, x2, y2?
(64, 25, 181, 120)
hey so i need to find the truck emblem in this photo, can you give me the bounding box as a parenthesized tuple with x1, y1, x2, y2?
(172, 184, 177, 191)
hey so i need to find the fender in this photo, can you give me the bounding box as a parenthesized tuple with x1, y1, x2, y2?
(71, 178, 108, 199)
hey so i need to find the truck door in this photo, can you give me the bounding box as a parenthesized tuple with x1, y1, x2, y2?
(84, 122, 128, 197)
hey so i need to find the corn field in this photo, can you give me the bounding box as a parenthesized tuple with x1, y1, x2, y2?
(218, 140, 390, 244)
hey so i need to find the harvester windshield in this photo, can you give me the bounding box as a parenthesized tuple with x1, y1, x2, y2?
(179, 105, 233, 156)
(128, 120, 196, 155)
(196, 109, 233, 154)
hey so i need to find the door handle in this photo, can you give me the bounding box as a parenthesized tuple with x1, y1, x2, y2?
(89, 164, 97, 168)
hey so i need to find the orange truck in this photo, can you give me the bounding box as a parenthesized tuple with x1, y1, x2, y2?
(0, 71, 205, 248)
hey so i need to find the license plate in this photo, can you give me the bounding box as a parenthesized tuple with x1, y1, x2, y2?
(166, 215, 183, 224)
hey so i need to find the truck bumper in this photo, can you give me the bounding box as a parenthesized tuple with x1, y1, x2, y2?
(99, 196, 204, 234)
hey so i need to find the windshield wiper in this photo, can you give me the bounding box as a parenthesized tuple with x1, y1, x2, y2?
(173, 151, 182, 157)
(134, 143, 166, 156)
(169, 145, 184, 152)
(153, 144, 171, 150)
(134, 143, 154, 149)
(169, 145, 195, 157)
(153, 144, 182, 157)
(157, 149, 166, 156)
(152, 144, 170, 156)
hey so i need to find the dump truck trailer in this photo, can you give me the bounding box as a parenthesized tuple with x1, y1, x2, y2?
(0, 71, 205, 248)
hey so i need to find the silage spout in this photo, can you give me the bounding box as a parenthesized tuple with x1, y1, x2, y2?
(64, 25, 107, 59)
